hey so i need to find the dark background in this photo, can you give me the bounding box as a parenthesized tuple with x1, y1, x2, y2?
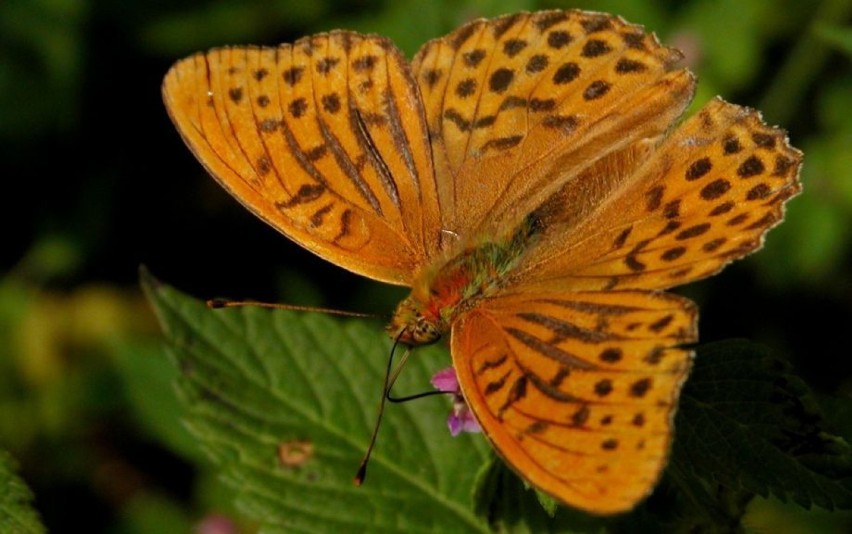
(1, 0, 850, 531)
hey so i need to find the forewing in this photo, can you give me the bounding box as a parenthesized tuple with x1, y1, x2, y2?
(163, 33, 441, 285)
(513, 97, 803, 291)
(451, 290, 696, 514)
(411, 10, 695, 237)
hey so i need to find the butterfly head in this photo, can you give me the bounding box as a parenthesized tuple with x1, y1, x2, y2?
(387, 295, 444, 346)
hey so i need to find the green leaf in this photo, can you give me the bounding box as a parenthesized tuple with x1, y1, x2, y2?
(143, 267, 852, 530)
(141, 268, 493, 533)
(671, 340, 852, 512)
(534, 490, 559, 518)
(471, 458, 608, 534)
(0, 450, 45, 534)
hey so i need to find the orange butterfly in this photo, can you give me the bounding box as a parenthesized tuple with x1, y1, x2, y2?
(162, 10, 801, 514)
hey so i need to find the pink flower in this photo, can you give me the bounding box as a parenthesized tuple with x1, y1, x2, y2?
(431, 367, 481, 436)
(195, 514, 237, 534)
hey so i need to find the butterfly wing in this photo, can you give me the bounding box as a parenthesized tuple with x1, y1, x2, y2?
(163, 33, 441, 285)
(411, 10, 695, 238)
(511, 97, 803, 291)
(450, 289, 696, 514)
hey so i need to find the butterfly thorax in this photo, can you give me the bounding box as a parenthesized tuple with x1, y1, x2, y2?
(388, 214, 543, 345)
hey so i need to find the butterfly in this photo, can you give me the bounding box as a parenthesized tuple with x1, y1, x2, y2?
(162, 9, 801, 514)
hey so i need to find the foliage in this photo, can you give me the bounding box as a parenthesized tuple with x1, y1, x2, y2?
(142, 269, 492, 533)
(0, 450, 45, 534)
(143, 272, 852, 532)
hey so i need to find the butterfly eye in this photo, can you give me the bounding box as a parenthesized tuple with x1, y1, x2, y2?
(411, 317, 442, 345)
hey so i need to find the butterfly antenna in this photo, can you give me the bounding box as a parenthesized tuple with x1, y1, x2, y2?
(207, 298, 378, 319)
(354, 331, 408, 486)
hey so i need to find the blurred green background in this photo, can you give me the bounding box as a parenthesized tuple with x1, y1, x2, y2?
(1, 0, 850, 531)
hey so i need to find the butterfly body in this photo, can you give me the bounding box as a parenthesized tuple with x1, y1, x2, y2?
(163, 8, 801, 514)
(390, 213, 543, 345)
